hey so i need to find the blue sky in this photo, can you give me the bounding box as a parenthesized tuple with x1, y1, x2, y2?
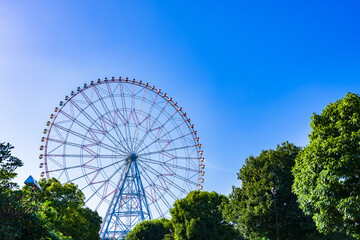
(1, 0, 360, 196)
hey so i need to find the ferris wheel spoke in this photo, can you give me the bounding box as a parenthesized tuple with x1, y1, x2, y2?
(46, 162, 90, 176)
(46, 156, 66, 170)
(146, 106, 183, 140)
(173, 171, 198, 187)
(64, 101, 128, 154)
(69, 100, 76, 117)
(138, 156, 199, 173)
(132, 88, 148, 151)
(50, 154, 126, 174)
(147, 100, 170, 130)
(138, 131, 194, 157)
(65, 160, 122, 183)
(53, 126, 65, 141)
(118, 83, 134, 151)
(139, 160, 187, 196)
(133, 99, 170, 153)
(136, 120, 187, 154)
(48, 126, 123, 154)
(138, 144, 197, 157)
(137, 164, 170, 217)
(95, 189, 113, 211)
(104, 82, 132, 151)
(131, 82, 136, 113)
(95, 196, 106, 212)
(59, 107, 95, 133)
(78, 92, 125, 151)
(111, 116, 132, 152)
(93, 85, 130, 151)
(85, 160, 127, 204)
(139, 163, 178, 203)
(93, 85, 119, 126)
(62, 140, 124, 156)
(142, 159, 197, 187)
(167, 131, 193, 144)
(132, 90, 159, 152)
(132, 86, 144, 97)
(138, 168, 185, 212)
(46, 140, 65, 155)
(149, 195, 165, 219)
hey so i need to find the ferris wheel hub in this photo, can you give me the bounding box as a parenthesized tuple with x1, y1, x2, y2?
(128, 153, 138, 161)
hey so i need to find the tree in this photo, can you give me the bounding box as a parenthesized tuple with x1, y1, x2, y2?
(58, 206, 102, 239)
(170, 191, 239, 240)
(37, 177, 85, 212)
(293, 92, 360, 238)
(222, 142, 324, 240)
(126, 218, 173, 240)
(27, 178, 102, 240)
(0, 142, 100, 239)
(0, 142, 23, 191)
(0, 189, 49, 240)
(0, 142, 48, 240)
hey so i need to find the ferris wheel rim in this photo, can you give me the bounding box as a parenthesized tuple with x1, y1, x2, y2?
(40, 77, 205, 223)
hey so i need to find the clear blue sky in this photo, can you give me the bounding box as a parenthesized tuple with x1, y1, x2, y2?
(1, 0, 360, 196)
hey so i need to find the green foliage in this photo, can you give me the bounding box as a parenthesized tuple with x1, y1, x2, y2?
(0, 142, 23, 191)
(0, 143, 48, 239)
(170, 190, 239, 240)
(44, 229, 73, 240)
(31, 177, 102, 240)
(293, 92, 360, 238)
(162, 232, 175, 240)
(38, 177, 85, 212)
(59, 206, 102, 239)
(0, 142, 100, 239)
(126, 218, 173, 240)
(223, 142, 323, 239)
(0, 190, 48, 239)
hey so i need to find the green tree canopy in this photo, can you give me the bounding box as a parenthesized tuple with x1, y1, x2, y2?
(170, 190, 239, 240)
(0, 142, 23, 191)
(0, 142, 48, 240)
(37, 177, 85, 212)
(222, 142, 322, 239)
(31, 177, 102, 240)
(293, 92, 360, 238)
(126, 218, 173, 240)
(0, 143, 101, 239)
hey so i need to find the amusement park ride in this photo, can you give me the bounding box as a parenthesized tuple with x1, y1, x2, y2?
(38, 77, 205, 239)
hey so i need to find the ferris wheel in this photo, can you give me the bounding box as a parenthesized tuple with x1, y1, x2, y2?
(39, 77, 205, 239)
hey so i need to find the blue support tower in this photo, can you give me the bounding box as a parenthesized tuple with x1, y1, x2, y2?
(101, 153, 151, 239)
